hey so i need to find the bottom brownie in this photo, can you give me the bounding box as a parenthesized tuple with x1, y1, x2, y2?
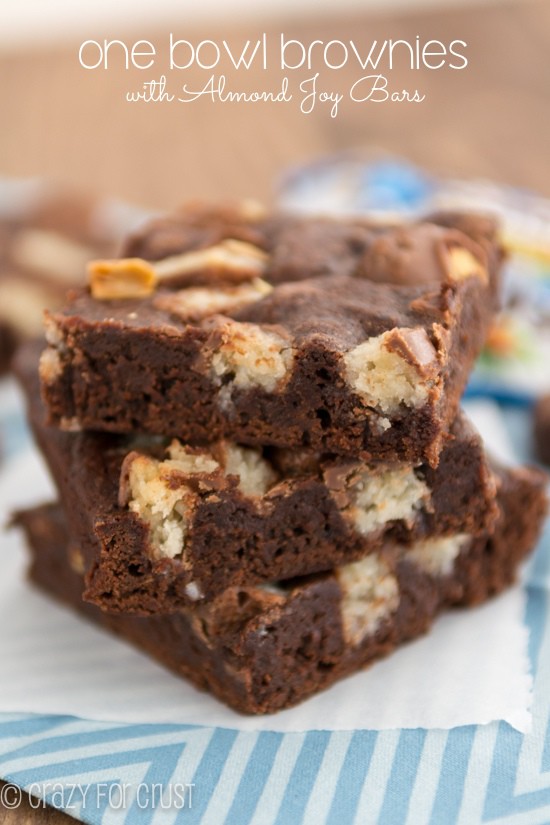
(17, 464, 547, 714)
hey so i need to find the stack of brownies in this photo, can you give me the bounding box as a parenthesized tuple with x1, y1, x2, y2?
(15, 202, 548, 714)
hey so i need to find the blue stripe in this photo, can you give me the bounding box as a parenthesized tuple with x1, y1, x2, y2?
(224, 732, 283, 825)
(175, 728, 238, 825)
(0, 715, 68, 742)
(0, 722, 194, 764)
(429, 727, 476, 825)
(481, 721, 550, 820)
(528, 519, 550, 584)
(541, 715, 550, 774)
(86, 777, 122, 825)
(123, 743, 185, 825)
(378, 729, 427, 825)
(273, 731, 331, 825)
(526, 587, 548, 674)
(6, 742, 186, 787)
(326, 731, 378, 825)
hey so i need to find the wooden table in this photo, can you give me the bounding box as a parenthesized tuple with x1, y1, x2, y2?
(1, 0, 549, 821)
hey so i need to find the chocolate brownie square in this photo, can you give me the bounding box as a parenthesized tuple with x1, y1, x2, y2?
(39, 204, 504, 466)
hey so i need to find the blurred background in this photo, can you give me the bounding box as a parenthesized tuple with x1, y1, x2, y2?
(1, 0, 549, 209)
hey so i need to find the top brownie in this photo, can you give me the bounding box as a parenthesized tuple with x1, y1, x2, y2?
(39, 204, 504, 465)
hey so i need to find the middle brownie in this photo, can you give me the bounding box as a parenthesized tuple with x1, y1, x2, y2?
(19, 344, 499, 614)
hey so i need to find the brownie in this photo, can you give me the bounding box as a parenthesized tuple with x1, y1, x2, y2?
(18, 342, 499, 613)
(0, 182, 143, 374)
(534, 395, 550, 465)
(17, 463, 547, 713)
(39, 204, 504, 466)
